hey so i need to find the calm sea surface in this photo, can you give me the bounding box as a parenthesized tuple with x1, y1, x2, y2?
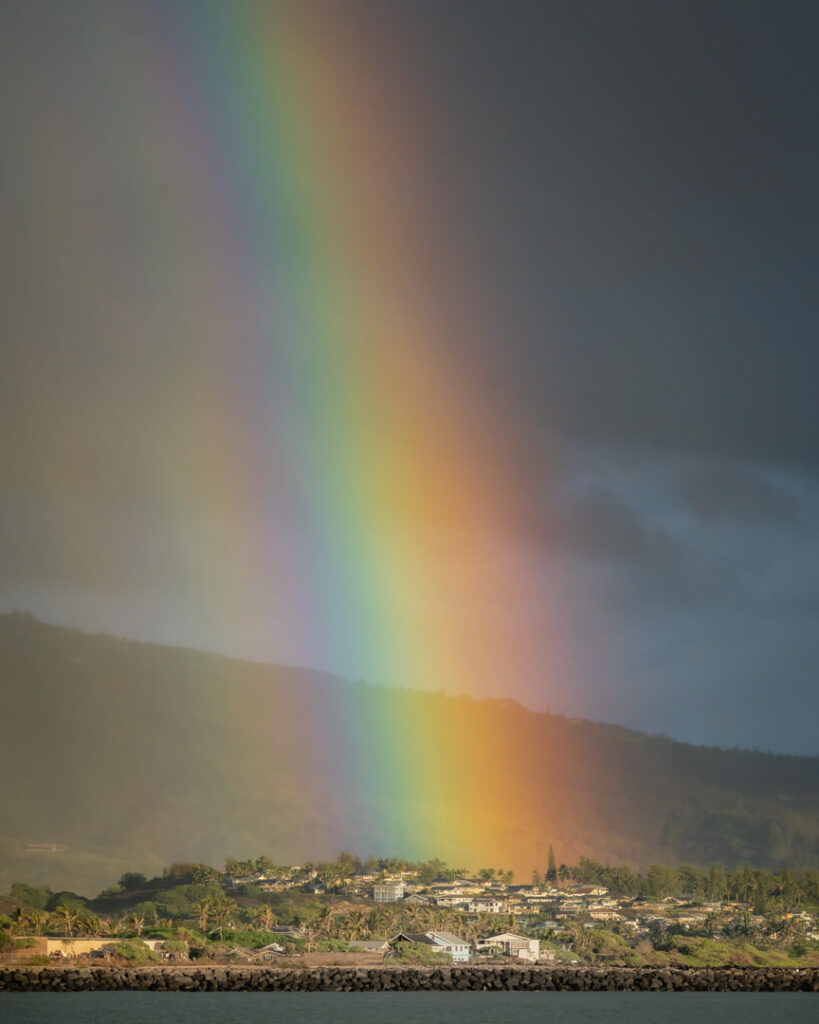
(0, 992, 816, 1024)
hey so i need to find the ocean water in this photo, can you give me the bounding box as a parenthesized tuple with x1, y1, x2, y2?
(0, 992, 816, 1024)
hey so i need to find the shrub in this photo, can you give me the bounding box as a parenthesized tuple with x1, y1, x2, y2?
(392, 943, 451, 965)
(218, 929, 281, 949)
(111, 940, 159, 964)
(10, 884, 50, 910)
(118, 873, 148, 891)
(317, 939, 350, 952)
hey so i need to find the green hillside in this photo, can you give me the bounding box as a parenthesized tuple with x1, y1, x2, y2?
(1, 612, 817, 894)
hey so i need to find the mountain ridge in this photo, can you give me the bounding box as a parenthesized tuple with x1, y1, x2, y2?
(1, 612, 817, 894)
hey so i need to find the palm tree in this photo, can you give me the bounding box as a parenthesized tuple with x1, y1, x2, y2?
(52, 905, 79, 937)
(12, 907, 30, 935)
(381, 905, 401, 931)
(475, 912, 494, 937)
(404, 906, 425, 931)
(124, 912, 145, 937)
(193, 899, 211, 933)
(27, 909, 46, 936)
(214, 898, 237, 926)
(253, 905, 277, 931)
(192, 865, 219, 885)
(346, 911, 369, 940)
(77, 913, 102, 937)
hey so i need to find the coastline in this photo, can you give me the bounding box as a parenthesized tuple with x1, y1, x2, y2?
(2, 965, 818, 993)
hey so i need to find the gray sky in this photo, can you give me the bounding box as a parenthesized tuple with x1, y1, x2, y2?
(2, 1, 818, 753)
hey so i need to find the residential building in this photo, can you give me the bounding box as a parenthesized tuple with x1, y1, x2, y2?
(348, 940, 390, 954)
(426, 931, 471, 962)
(373, 880, 404, 903)
(390, 931, 471, 962)
(476, 932, 540, 962)
(468, 897, 505, 914)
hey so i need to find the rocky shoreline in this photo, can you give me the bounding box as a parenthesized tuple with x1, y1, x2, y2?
(1, 965, 818, 992)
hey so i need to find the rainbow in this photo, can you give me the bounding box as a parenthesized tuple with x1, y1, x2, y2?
(34, 1, 571, 873)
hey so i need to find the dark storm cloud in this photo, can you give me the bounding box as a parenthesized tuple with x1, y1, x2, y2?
(395, 0, 819, 470)
(676, 463, 805, 525)
(549, 487, 683, 573)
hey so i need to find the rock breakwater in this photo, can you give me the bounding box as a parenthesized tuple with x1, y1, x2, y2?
(2, 966, 818, 992)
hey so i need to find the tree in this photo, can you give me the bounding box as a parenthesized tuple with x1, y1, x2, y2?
(707, 864, 727, 901)
(418, 858, 447, 884)
(19, 908, 47, 936)
(192, 865, 219, 885)
(478, 868, 495, 883)
(563, 920, 592, 958)
(677, 864, 705, 900)
(10, 883, 50, 910)
(124, 912, 145, 936)
(118, 873, 147, 891)
(253, 905, 277, 931)
(52, 905, 79, 937)
(532, 870, 542, 890)
(346, 910, 369, 940)
(213, 897, 237, 929)
(646, 864, 678, 899)
(254, 856, 277, 878)
(77, 913, 102, 937)
(336, 851, 359, 877)
(547, 845, 557, 883)
(193, 899, 211, 933)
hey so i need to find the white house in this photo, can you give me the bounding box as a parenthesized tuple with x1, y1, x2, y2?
(477, 932, 540, 962)
(426, 930, 471, 962)
(390, 931, 471, 962)
(468, 898, 505, 914)
(373, 880, 404, 903)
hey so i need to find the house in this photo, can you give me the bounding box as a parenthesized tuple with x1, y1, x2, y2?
(569, 885, 608, 897)
(588, 907, 624, 922)
(432, 894, 469, 908)
(257, 942, 285, 956)
(373, 880, 404, 903)
(426, 931, 471, 962)
(403, 894, 432, 906)
(390, 931, 471, 962)
(348, 940, 390, 954)
(270, 926, 305, 940)
(41, 937, 164, 958)
(468, 898, 505, 914)
(476, 932, 540, 962)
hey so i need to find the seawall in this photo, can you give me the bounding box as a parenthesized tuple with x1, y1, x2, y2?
(1, 966, 818, 992)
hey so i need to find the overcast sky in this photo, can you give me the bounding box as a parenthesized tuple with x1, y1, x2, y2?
(2, 1, 818, 754)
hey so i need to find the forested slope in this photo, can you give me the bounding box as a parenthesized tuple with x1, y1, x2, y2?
(2, 613, 817, 893)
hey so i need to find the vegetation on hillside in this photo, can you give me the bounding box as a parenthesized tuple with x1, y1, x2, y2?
(1, 850, 818, 969)
(2, 613, 818, 894)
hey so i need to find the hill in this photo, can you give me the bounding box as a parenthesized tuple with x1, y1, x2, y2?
(1, 612, 817, 893)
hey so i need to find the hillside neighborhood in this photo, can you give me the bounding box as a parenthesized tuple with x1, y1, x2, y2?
(2, 853, 818, 969)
